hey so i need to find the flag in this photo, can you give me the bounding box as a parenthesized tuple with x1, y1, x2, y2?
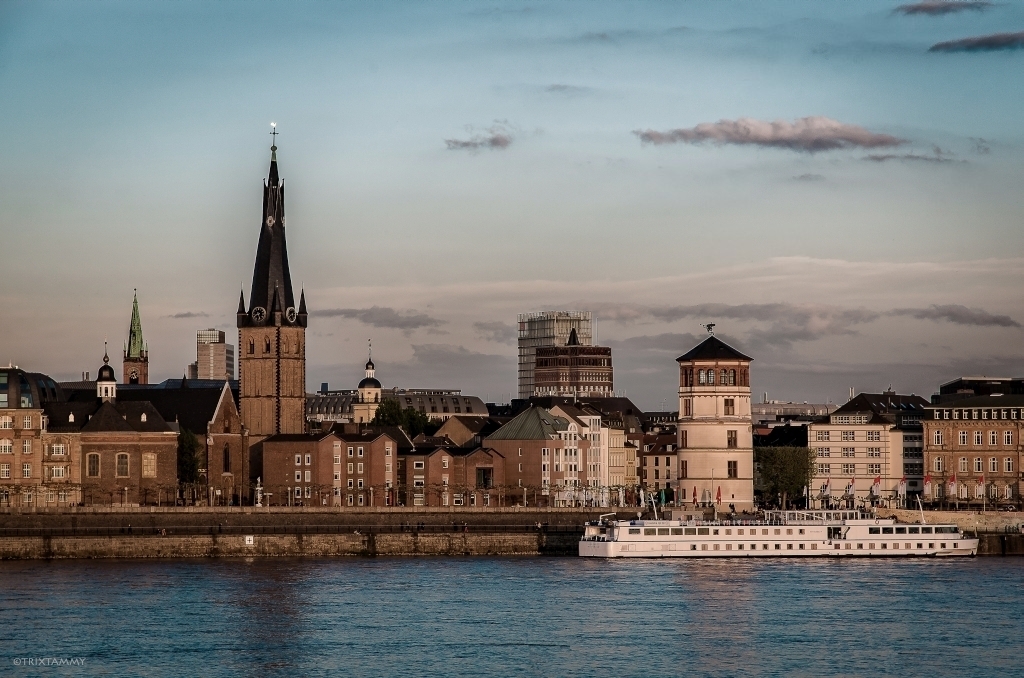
(924, 474, 932, 496)
(846, 479, 855, 497)
(872, 476, 881, 496)
(716, 486, 722, 505)
(823, 476, 832, 497)
(948, 474, 957, 497)
(692, 486, 698, 506)
(898, 476, 907, 497)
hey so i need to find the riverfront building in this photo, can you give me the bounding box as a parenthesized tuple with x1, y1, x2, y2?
(676, 332, 755, 512)
(922, 395, 1022, 507)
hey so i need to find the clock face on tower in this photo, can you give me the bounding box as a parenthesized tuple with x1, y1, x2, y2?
(286, 307, 297, 323)
(129, 369, 139, 383)
(251, 307, 267, 323)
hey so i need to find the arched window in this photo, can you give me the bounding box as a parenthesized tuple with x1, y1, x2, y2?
(729, 369, 736, 386)
(87, 453, 100, 477)
(721, 369, 728, 385)
(264, 337, 271, 353)
(698, 370, 705, 384)
(707, 370, 715, 385)
(223, 446, 231, 473)
(248, 339, 255, 355)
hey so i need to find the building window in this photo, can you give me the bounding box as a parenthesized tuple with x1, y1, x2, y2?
(959, 457, 968, 473)
(698, 369, 706, 385)
(989, 430, 998, 446)
(816, 431, 830, 442)
(817, 464, 831, 475)
(142, 453, 157, 478)
(707, 370, 715, 385)
(727, 460, 737, 478)
(264, 337, 271, 353)
(348, 447, 354, 457)
(442, 457, 449, 469)
(974, 431, 982, 446)
(295, 471, 302, 482)
(683, 399, 692, 417)
(413, 461, 425, 470)
(357, 447, 364, 457)
(357, 479, 364, 489)
(868, 464, 881, 475)
(295, 454, 301, 466)
(22, 463, 32, 478)
(841, 431, 855, 442)
(0, 417, 11, 429)
(22, 416, 32, 429)
(386, 446, 392, 456)
(727, 430, 737, 448)
(724, 399, 735, 416)
(304, 486, 311, 498)
(990, 457, 998, 473)
(842, 464, 855, 475)
(115, 453, 129, 477)
(51, 466, 65, 479)
(347, 494, 353, 506)
(866, 431, 880, 442)
(680, 430, 688, 448)
(1004, 431, 1013, 446)
(87, 453, 99, 477)
(347, 479, 353, 489)
(867, 448, 881, 458)
(817, 448, 831, 457)
(248, 339, 254, 354)
(933, 430, 943, 446)
(974, 457, 982, 473)
(933, 457, 942, 473)
(842, 447, 855, 457)
(21, 440, 31, 454)
(0, 439, 11, 454)
(357, 463, 363, 474)
(0, 463, 8, 479)
(680, 460, 687, 479)
(1005, 458, 1014, 473)
(51, 443, 65, 456)
(302, 470, 309, 482)
(334, 455, 341, 465)
(959, 430, 967, 446)
(347, 463, 354, 473)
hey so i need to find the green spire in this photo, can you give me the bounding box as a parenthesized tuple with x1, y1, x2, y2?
(126, 290, 146, 358)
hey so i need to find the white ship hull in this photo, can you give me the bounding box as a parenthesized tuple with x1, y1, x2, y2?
(579, 511, 979, 558)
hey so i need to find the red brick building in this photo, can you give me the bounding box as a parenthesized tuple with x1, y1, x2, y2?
(397, 445, 505, 507)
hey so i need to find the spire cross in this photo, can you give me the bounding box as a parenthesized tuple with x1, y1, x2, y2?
(270, 123, 278, 147)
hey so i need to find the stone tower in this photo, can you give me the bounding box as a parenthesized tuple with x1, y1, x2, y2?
(123, 290, 149, 385)
(237, 142, 307, 437)
(676, 330, 754, 511)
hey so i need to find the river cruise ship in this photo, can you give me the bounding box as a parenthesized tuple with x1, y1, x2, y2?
(579, 510, 978, 558)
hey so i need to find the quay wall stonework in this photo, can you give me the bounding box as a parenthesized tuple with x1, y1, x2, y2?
(877, 508, 1024, 534)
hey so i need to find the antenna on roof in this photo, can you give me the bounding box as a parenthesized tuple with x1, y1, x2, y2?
(701, 323, 715, 335)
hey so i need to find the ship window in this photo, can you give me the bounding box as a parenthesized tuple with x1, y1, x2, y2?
(774, 544, 781, 550)
(691, 544, 697, 550)
(762, 529, 768, 535)
(882, 527, 893, 534)
(774, 528, 781, 536)
(895, 527, 907, 534)
(697, 528, 709, 535)
(657, 528, 669, 535)
(798, 529, 804, 535)
(738, 544, 744, 550)
(869, 527, 880, 534)
(685, 528, 696, 535)
(921, 527, 933, 534)
(671, 528, 683, 535)
(644, 528, 656, 536)
(787, 544, 793, 550)
(857, 543, 864, 549)
(909, 527, 920, 534)
(712, 529, 719, 535)
(737, 529, 744, 535)
(628, 528, 640, 535)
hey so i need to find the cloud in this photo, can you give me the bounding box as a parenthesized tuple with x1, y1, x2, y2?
(166, 311, 209, 319)
(895, 1, 993, 15)
(970, 137, 991, 154)
(545, 84, 591, 95)
(607, 332, 702, 352)
(793, 173, 825, 181)
(864, 145, 957, 163)
(445, 123, 513, 151)
(890, 304, 1020, 327)
(929, 31, 1024, 52)
(473, 321, 517, 344)
(311, 306, 445, 331)
(634, 117, 906, 153)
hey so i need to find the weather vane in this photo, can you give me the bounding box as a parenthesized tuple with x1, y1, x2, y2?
(270, 122, 278, 146)
(701, 323, 716, 335)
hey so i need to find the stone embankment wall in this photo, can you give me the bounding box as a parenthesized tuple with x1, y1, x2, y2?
(0, 532, 580, 560)
(877, 508, 1024, 534)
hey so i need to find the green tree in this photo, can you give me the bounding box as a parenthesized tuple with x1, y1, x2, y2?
(754, 446, 816, 508)
(370, 399, 440, 437)
(177, 427, 203, 484)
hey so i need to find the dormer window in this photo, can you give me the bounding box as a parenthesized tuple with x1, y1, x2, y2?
(68, 413, 74, 423)
(140, 413, 147, 423)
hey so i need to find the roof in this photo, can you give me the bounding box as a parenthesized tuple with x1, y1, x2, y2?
(358, 377, 382, 389)
(676, 335, 752, 362)
(107, 381, 235, 435)
(485, 407, 568, 441)
(125, 290, 146, 358)
(833, 393, 930, 415)
(263, 432, 337, 443)
(928, 394, 1024, 409)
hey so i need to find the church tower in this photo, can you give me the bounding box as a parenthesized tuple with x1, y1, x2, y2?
(123, 290, 149, 384)
(237, 139, 308, 437)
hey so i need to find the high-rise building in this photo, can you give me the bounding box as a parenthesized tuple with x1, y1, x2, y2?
(122, 290, 149, 385)
(533, 328, 613, 397)
(195, 329, 234, 381)
(237, 140, 307, 437)
(517, 311, 592, 400)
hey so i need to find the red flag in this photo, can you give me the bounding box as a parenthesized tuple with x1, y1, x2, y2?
(692, 486, 698, 505)
(716, 486, 722, 505)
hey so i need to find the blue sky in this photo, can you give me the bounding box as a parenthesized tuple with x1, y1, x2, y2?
(2, 1, 1023, 409)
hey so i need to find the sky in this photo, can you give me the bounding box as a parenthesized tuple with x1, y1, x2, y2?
(1, 0, 1023, 410)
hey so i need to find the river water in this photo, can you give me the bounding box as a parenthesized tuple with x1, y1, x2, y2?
(1, 557, 1021, 676)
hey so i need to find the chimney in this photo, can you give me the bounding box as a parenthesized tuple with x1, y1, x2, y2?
(849, 386, 854, 400)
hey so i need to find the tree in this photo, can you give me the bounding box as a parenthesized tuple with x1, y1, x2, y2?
(754, 446, 816, 508)
(177, 427, 203, 485)
(370, 399, 440, 437)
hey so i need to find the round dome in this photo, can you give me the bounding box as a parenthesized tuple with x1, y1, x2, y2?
(97, 364, 117, 383)
(365, 358, 375, 371)
(0, 368, 65, 409)
(358, 377, 381, 389)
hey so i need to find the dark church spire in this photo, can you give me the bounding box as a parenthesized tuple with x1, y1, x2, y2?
(240, 132, 303, 328)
